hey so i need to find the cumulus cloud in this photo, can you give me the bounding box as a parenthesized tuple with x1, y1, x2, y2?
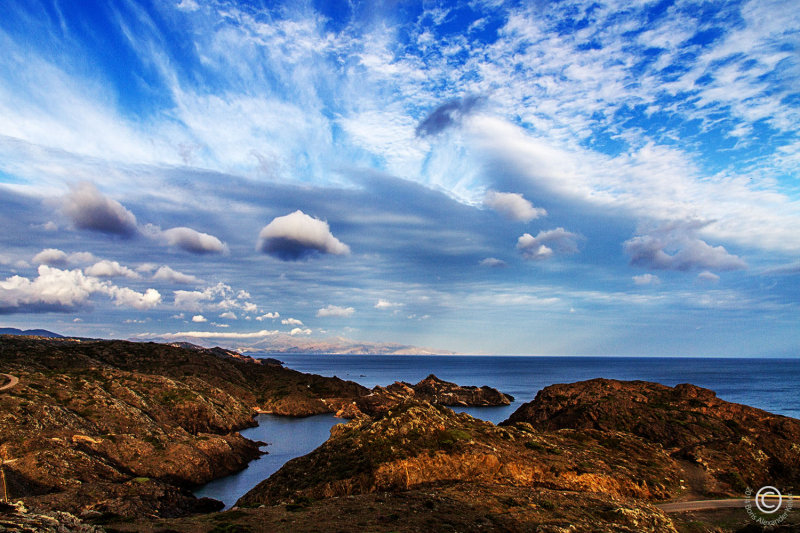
(281, 317, 303, 326)
(316, 304, 355, 318)
(479, 257, 507, 268)
(517, 228, 580, 261)
(416, 95, 483, 137)
(375, 299, 403, 309)
(257, 210, 350, 261)
(219, 311, 237, 319)
(0, 265, 159, 313)
(33, 249, 98, 267)
(84, 260, 140, 279)
(152, 265, 202, 285)
(158, 226, 228, 254)
(624, 221, 747, 272)
(192, 314, 207, 322)
(484, 191, 546, 222)
(633, 274, 661, 285)
(256, 312, 279, 321)
(173, 282, 258, 313)
(32, 248, 68, 266)
(289, 327, 312, 335)
(62, 182, 138, 237)
(110, 287, 161, 310)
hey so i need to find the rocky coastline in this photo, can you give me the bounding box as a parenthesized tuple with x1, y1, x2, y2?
(1, 335, 798, 532)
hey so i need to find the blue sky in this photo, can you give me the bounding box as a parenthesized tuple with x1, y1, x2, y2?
(1, 0, 798, 356)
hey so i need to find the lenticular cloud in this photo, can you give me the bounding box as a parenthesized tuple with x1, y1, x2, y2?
(62, 182, 138, 237)
(256, 210, 350, 261)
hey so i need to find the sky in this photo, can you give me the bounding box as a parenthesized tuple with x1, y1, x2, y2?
(0, 0, 798, 356)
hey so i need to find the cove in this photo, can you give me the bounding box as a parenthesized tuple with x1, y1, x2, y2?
(194, 413, 342, 508)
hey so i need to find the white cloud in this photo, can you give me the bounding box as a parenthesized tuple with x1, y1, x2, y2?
(256, 312, 279, 321)
(84, 260, 140, 279)
(157, 226, 228, 255)
(697, 271, 720, 283)
(0, 265, 159, 312)
(289, 327, 312, 335)
(33, 249, 98, 267)
(281, 317, 303, 326)
(192, 314, 207, 323)
(109, 287, 161, 310)
(479, 257, 507, 268)
(137, 329, 280, 340)
(624, 221, 747, 272)
(257, 210, 350, 260)
(219, 311, 237, 320)
(316, 304, 355, 318)
(173, 282, 255, 312)
(33, 248, 68, 266)
(484, 190, 546, 222)
(633, 274, 661, 286)
(517, 228, 580, 261)
(152, 265, 202, 285)
(67, 252, 97, 265)
(61, 182, 138, 237)
(374, 299, 403, 309)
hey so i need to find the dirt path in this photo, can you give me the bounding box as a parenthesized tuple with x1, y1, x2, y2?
(659, 495, 799, 513)
(0, 373, 19, 392)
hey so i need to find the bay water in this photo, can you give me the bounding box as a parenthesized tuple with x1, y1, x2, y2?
(195, 355, 800, 507)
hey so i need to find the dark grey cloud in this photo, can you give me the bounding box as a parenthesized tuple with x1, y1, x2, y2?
(62, 182, 138, 237)
(623, 220, 747, 272)
(415, 95, 484, 137)
(257, 210, 350, 261)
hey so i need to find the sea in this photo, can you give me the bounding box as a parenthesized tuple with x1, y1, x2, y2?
(194, 355, 800, 508)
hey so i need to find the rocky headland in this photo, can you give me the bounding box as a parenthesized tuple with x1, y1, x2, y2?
(0, 335, 510, 525)
(503, 378, 800, 496)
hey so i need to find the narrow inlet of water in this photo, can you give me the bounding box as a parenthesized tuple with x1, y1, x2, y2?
(194, 413, 341, 509)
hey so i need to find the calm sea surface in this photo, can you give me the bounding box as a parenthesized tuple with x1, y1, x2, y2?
(195, 355, 800, 507)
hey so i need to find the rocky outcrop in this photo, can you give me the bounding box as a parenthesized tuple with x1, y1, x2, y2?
(502, 378, 800, 495)
(238, 400, 681, 513)
(338, 374, 513, 417)
(0, 501, 102, 532)
(0, 335, 369, 519)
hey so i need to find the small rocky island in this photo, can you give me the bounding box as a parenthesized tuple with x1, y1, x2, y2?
(1, 335, 798, 532)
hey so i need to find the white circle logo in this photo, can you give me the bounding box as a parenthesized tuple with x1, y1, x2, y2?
(755, 486, 782, 514)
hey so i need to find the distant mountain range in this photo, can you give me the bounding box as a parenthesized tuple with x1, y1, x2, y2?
(0, 327, 453, 355)
(235, 335, 457, 356)
(133, 332, 455, 355)
(0, 327, 63, 338)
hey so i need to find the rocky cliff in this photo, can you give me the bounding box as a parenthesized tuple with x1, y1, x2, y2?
(503, 378, 800, 496)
